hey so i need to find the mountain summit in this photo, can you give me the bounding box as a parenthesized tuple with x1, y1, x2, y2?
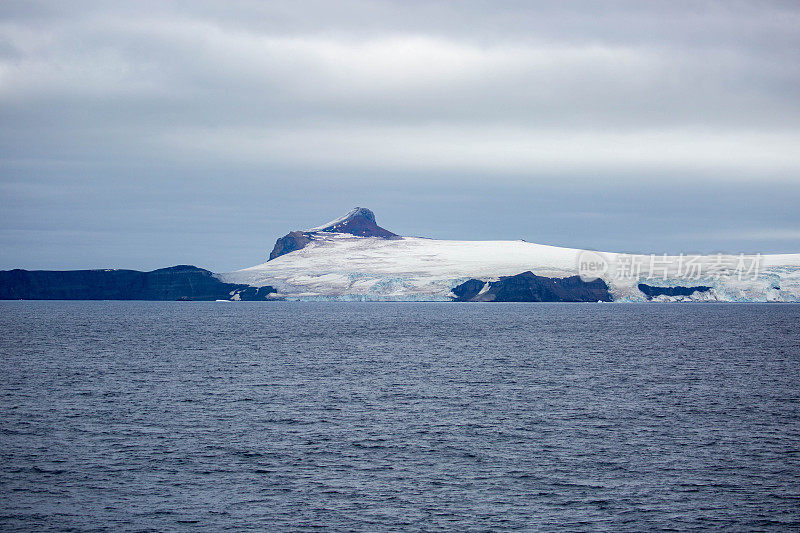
(308, 207, 397, 239)
(268, 207, 398, 261)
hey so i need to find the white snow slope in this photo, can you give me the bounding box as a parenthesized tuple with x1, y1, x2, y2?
(220, 232, 800, 302)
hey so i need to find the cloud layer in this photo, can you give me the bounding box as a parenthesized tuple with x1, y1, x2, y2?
(1, 1, 799, 269)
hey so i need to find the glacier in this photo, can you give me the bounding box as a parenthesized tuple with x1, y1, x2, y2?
(218, 209, 800, 302)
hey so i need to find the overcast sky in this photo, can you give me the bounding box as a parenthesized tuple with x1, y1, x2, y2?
(1, 0, 799, 271)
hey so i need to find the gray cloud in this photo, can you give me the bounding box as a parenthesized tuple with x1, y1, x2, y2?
(1, 1, 799, 270)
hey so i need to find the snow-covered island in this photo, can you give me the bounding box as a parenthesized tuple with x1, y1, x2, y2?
(2, 207, 798, 302)
(219, 207, 800, 302)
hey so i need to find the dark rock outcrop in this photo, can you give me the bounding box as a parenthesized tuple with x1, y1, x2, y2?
(269, 231, 312, 261)
(451, 279, 487, 301)
(268, 207, 398, 261)
(452, 271, 612, 302)
(0, 265, 277, 301)
(638, 283, 712, 299)
(234, 285, 280, 301)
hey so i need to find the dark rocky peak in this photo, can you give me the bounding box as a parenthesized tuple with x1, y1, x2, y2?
(268, 207, 398, 261)
(307, 207, 398, 239)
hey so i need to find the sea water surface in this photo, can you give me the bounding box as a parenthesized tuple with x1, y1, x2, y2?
(1, 301, 799, 531)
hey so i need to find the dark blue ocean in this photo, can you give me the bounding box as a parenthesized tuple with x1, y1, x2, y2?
(1, 302, 799, 531)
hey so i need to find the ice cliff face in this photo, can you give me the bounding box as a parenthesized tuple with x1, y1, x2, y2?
(222, 208, 800, 302)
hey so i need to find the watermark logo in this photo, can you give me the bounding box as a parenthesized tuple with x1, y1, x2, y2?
(576, 252, 763, 282)
(578, 250, 609, 282)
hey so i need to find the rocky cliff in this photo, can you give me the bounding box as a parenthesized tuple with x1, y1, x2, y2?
(0, 265, 277, 301)
(452, 272, 612, 302)
(269, 231, 312, 261)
